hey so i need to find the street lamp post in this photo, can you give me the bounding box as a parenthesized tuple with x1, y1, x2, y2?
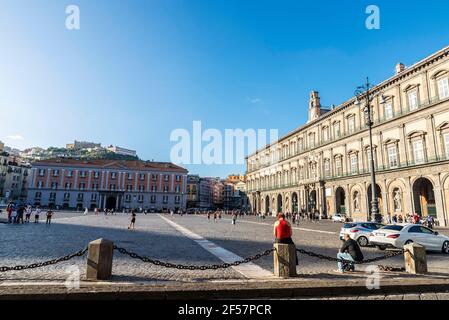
(355, 77, 381, 222)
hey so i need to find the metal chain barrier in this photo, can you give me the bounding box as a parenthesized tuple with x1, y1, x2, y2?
(0, 247, 88, 273)
(113, 245, 274, 270)
(296, 248, 405, 271)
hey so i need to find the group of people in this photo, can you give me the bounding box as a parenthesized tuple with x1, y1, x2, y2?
(386, 212, 436, 229)
(2, 203, 54, 225)
(202, 210, 242, 225)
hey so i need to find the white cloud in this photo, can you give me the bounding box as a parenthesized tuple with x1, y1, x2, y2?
(7, 135, 24, 140)
(247, 97, 262, 104)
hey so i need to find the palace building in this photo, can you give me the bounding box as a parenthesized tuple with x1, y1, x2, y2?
(27, 159, 188, 211)
(245, 45, 449, 226)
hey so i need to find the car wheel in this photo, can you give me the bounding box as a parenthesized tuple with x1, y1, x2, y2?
(357, 236, 369, 247)
(442, 241, 449, 254)
(376, 245, 386, 251)
(404, 240, 414, 246)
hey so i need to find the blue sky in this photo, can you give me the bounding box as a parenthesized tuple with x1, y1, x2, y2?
(1, 0, 449, 177)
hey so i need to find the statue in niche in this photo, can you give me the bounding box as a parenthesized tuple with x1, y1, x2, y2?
(393, 189, 402, 212)
(353, 192, 360, 211)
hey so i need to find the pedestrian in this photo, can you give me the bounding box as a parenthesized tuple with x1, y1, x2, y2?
(6, 203, 13, 223)
(128, 210, 136, 230)
(273, 213, 298, 265)
(392, 214, 398, 224)
(207, 211, 211, 222)
(413, 213, 420, 224)
(46, 209, 53, 225)
(336, 233, 364, 273)
(34, 206, 41, 223)
(232, 212, 237, 225)
(292, 213, 296, 225)
(25, 205, 32, 223)
(426, 215, 435, 229)
(11, 208, 18, 224)
(17, 206, 24, 224)
(214, 211, 217, 223)
(84, 207, 88, 215)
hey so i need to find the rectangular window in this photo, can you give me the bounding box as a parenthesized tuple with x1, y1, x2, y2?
(93, 171, 99, 179)
(64, 193, 70, 200)
(51, 182, 58, 190)
(39, 169, 45, 176)
(408, 90, 418, 111)
(53, 169, 59, 177)
(348, 117, 355, 134)
(350, 155, 358, 175)
(387, 146, 398, 168)
(384, 103, 393, 120)
(324, 161, 330, 177)
(79, 183, 85, 190)
(323, 128, 329, 142)
(91, 194, 97, 201)
(80, 171, 86, 178)
(175, 196, 180, 204)
(444, 133, 449, 158)
(335, 158, 342, 176)
(139, 173, 145, 180)
(111, 172, 117, 179)
(438, 78, 449, 99)
(309, 134, 315, 148)
(127, 173, 133, 180)
(163, 196, 168, 204)
(334, 122, 341, 138)
(150, 195, 156, 203)
(176, 175, 181, 182)
(151, 174, 157, 181)
(110, 184, 116, 190)
(67, 170, 73, 177)
(413, 140, 425, 164)
(164, 175, 169, 182)
(163, 186, 169, 193)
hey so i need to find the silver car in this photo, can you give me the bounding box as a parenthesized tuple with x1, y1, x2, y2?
(339, 222, 385, 247)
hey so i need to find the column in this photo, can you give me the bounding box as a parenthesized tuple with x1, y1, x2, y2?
(426, 115, 437, 161)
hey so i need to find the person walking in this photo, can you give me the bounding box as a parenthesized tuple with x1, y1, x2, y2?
(34, 206, 41, 223)
(336, 233, 364, 273)
(213, 211, 217, 223)
(17, 206, 24, 224)
(426, 215, 435, 229)
(25, 205, 32, 223)
(392, 213, 398, 224)
(46, 209, 53, 225)
(84, 207, 88, 215)
(232, 212, 237, 225)
(128, 210, 136, 230)
(207, 211, 211, 222)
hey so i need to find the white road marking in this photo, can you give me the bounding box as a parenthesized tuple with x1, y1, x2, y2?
(158, 215, 274, 279)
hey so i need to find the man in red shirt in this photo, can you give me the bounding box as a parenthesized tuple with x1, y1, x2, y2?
(273, 213, 298, 265)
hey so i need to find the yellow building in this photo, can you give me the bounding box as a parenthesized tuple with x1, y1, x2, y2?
(246, 45, 449, 226)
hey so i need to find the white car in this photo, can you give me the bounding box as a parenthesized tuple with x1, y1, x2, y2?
(339, 222, 385, 247)
(369, 224, 449, 253)
(332, 214, 347, 223)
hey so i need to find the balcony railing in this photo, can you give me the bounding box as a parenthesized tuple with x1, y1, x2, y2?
(246, 154, 449, 193)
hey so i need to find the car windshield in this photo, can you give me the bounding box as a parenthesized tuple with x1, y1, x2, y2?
(343, 223, 356, 229)
(381, 225, 404, 231)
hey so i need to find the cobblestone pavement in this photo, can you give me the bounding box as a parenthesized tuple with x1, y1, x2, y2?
(298, 292, 449, 300)
(1, 213, 449, 283)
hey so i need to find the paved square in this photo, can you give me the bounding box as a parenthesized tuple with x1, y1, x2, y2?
(1, 212, 449, 284)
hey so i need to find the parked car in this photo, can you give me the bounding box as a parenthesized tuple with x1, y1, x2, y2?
(332, 214, 347, 223)
(369, 224, 449, 253)
(339, 222, 385, 247)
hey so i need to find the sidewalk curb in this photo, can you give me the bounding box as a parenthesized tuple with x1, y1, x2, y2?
(1, 279, 449, 300)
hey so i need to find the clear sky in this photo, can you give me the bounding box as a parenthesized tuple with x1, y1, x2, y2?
(1, 0, 449, 178)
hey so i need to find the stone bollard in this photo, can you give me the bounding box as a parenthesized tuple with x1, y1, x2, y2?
(273, 243, 297, 278)
(404, 243, 428, 274)
(86, 238, 114, 281)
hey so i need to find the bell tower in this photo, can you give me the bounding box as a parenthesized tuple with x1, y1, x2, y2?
(308, 91, 321, 123)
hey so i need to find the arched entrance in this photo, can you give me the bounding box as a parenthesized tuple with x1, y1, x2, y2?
(106, 196, 116, 210)
(265, 195, 270, 214)
(413, 178, 436, 217)
(308, 190, 317, 212)
(277, 194, 283, 213)
(335, 187, 346, 215)
(292, 192, 298, 214)
(367, 184, 383, 215)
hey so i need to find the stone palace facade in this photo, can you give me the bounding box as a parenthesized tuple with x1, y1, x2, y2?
(246, 46, 449, 226)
